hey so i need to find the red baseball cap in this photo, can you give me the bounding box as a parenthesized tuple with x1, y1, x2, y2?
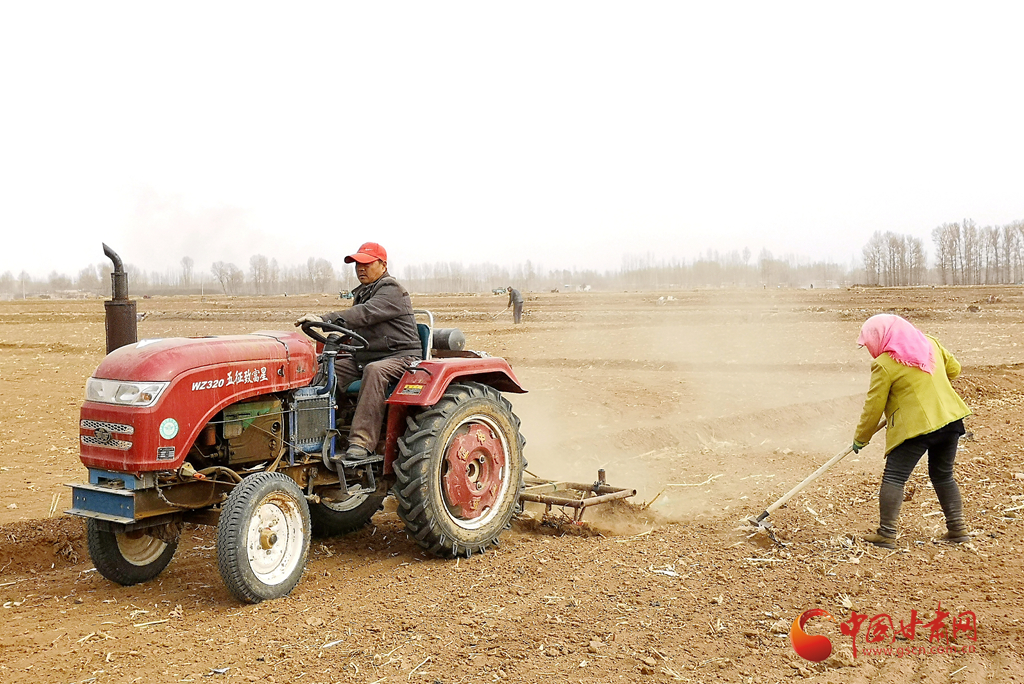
(344, 242, 387, 264)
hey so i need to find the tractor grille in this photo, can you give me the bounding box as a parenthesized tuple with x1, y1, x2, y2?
(81, 435, 133, 450)
(292, 394, 331, 449)
(80, 419, 134, 435)
(81, 419, 134, 450)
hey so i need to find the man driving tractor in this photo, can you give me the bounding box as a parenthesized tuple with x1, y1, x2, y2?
(295, 242, 421, 466)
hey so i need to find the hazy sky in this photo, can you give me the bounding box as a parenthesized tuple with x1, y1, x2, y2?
(2, 3, 1022, 280)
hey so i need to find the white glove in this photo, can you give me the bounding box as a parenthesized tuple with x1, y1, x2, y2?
(294, 313, 323, 327)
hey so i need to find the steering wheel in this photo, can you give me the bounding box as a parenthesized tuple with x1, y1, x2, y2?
(300, 320, 369, 352)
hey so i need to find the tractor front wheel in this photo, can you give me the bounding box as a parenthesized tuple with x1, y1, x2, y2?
(217, 472, 311, 603)
(86, 519, 177, 586)
(394, 382, 525, 557)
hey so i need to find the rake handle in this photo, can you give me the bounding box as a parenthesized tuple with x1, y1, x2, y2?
(758, 419, 886, 519)
(761, 446, 854, 518)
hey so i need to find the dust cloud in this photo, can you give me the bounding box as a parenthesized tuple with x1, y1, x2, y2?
(497, 290, 875, 524)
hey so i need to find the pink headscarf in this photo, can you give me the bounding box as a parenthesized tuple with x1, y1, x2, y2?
(857, 314, 936, 373)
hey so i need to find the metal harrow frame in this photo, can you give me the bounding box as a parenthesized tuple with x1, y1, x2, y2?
(519, 469, 636, 522)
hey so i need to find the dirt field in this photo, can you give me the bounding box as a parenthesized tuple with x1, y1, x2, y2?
(1, 286, 1022, 683)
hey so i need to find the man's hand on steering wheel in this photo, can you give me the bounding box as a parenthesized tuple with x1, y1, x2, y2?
(297, 318, 369, 352)
(295, 313, 323, 326)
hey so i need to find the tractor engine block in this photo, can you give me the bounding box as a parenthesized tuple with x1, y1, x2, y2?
(221, 398, 284, 464)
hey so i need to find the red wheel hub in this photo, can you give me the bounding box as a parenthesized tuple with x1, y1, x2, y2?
(442, 424, 506, 520)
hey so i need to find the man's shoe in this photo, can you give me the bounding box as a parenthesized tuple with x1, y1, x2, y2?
(862, 532, 896, 549)
(331, 444, 373, 467)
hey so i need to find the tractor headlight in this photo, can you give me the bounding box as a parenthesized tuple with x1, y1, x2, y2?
(86, 378, 169, 407)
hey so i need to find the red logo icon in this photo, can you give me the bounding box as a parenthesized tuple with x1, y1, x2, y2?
(790, 608, 834, 662)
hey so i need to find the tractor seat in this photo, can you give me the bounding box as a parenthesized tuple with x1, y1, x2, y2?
(342, 322, 431, 394)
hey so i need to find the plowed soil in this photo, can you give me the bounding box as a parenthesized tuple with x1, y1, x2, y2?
(1, 286, 1022, 683)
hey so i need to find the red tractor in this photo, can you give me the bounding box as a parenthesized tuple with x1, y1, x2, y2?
(68, 263, 528, 602)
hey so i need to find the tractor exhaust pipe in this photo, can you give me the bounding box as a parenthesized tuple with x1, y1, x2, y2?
(103, 243, 137, 353)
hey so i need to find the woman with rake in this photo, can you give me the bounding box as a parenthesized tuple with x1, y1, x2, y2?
(852, 314, 972, 550)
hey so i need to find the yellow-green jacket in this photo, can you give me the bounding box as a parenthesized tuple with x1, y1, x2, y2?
(855, 336, 971, 455)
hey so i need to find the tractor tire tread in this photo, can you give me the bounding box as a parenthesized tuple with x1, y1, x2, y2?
(216, 472, 310, 604)
(309, 494, 385, 538)
(393, 381, 524, 558)
(86, 519, 178, 587)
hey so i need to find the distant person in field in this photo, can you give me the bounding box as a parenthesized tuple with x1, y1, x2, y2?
(506, 286, 524, 324)
(295, 242, 421, 465)
(851, 314, 972, 549)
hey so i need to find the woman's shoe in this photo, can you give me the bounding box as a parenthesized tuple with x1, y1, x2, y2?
(940, 527, 970, 543)
(862, 532, 896, 549)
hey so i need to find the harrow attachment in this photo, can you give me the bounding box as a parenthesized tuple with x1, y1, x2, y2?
(519, 469, 636, 522)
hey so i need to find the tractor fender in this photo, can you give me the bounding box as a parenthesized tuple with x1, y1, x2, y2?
(386, 358, 526, 407)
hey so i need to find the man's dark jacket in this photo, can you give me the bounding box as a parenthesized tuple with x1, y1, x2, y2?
(324, 274, 421, 364)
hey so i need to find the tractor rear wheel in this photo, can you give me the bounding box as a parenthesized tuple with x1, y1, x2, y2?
(309, 491, 385, 537)
(86, 519, 177, 586)
(217, 472, 311, 603)
(394, 381, 525, 557)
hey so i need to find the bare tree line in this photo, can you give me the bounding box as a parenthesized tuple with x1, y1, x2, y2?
(932, 219, 1024, 285)
(0, 254, 358, 299)
(0, 251, 921, 297)
(4, 220, 1023, 299)
(861, 219, 1024, 286)
(861, 232, 927, 286)
(0, 249, 851, 298)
